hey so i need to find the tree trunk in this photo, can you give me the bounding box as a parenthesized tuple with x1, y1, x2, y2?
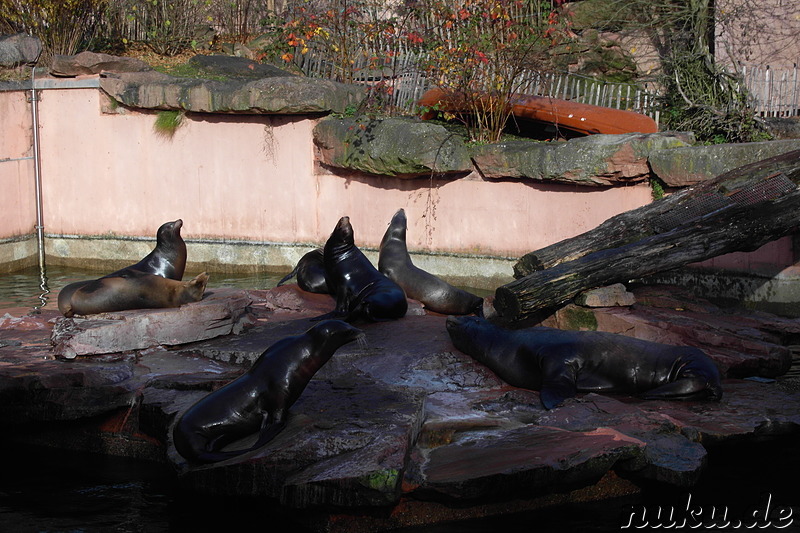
(496, 149, 800, 323)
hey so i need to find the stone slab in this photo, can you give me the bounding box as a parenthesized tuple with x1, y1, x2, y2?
(100, 70, 364, 115)
(314, 116, 473, 177)
(50, 51, 152, 77)
(470, 132, 694, 186)
(575, 283, 636, 307)
(648, 139, 800, 187)
(1, 284, 799, 516)
(50, 288, 254, 359)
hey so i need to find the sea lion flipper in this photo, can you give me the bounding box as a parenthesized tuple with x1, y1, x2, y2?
(539, 357, 579, 409)
(640, 377, 718, 401)
(276, 265, 300, 287)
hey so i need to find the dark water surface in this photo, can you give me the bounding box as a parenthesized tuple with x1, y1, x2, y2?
(0, 436, 797, 532)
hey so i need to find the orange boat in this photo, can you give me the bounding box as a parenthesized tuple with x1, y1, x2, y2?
(418, 87, 658, 136)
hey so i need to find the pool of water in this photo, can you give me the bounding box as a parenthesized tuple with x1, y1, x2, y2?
(0, 265, 494, 312)
(0, 265, 290, 312)
(0, 436, 797, 532)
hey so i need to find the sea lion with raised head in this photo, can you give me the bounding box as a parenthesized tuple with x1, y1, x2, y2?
(59, 271, 208, 317)
(57, 219, 188, 314)
(315, 216, 407, 323)
(173, 319, 364, 464)
(379, 208, 483, 315)
(113, 218, 187, 280)
(446, 315, 722, 409)
(276, 248, 330, 294)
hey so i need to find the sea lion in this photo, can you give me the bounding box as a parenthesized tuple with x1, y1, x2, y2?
(113, 218, 187, 280)
(59, 271, 209, 317)
(276, 248, 330, 294)
(173, 319, 365, 464)
(57, 219, 187, 314)
(315, 216, 407, 323)
(446, 315, 722, 409)
(379, 208, 483, 315)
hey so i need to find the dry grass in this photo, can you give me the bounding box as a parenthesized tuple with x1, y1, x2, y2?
(117, 42, 214, 72)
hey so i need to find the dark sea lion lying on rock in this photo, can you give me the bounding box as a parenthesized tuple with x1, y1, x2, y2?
(379, 208, 483, 315)
(314, 216, 407, 323)
(276, 248, 330, 294)
(446, 315, 722, 409)
(173, 319, 365, 464)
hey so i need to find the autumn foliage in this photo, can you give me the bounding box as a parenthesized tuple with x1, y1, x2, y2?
(284, 0, 573, 142)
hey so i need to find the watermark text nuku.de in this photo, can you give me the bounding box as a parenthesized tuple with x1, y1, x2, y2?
(621, 493, 794, 529)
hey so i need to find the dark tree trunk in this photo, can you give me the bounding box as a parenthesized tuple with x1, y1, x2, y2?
(496, 150, 800, 323)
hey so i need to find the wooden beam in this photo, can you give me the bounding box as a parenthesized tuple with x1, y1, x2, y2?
(496, 149, 800, 323)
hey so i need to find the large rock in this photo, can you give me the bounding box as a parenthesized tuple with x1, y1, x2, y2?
(764, 117, 800, 140)
(50, 51, 152, 77)
(186, 54, 292, 79)
(100, 70, 364, 115)
(314, 116, 474, 177)
(0, 33, 42, 68)
(648, 139, 800, 187)
(545, 285, 795, 379)
(50, 288, 254, 359)
(1, 284, 799, 527)
(470, 132, 694, 186)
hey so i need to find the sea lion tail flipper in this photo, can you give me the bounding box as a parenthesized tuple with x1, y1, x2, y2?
(187, 420, 289, 465)
(276, 265, 300, 287)
(640, 377, 721, 401)
(249, 419, 288, 450)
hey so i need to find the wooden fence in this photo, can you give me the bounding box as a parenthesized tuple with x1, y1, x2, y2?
(296, 47, 662, 124)
(739, 64, 800, 118)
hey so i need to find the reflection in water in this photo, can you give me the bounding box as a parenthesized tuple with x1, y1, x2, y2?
(0, 266, 493, 313)
(0, 266, 288, 312)
(0, 437, 797, 532)
(32, 263, 49, 314)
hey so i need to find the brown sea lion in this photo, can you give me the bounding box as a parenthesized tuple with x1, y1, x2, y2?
(57, 219, 187, 314)
(379, 208, 483, 315)
(59, 271, 208, 317)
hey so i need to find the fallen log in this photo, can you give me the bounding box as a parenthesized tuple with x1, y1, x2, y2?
(495, 149, 800, 323)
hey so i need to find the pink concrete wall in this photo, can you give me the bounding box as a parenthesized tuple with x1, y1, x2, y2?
(0, 82, 791, 272)
(695, 236, 797, 275)
(38, 89, 320, 243)
(0, 91, 37, 239)
(314, 173, 652, 257)
(33, 86, 655, 258)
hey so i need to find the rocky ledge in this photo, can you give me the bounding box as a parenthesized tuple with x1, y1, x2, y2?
(0, 284, 798, 531)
